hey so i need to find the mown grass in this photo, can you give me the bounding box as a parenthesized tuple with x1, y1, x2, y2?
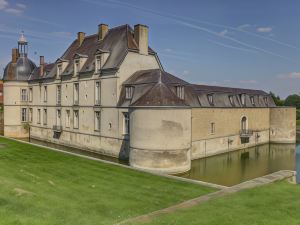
(134, 181, 300, 225)
(0, 137, 215, 225)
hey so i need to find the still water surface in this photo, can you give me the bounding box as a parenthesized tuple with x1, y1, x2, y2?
(26, 138, 299, 187)
(178, 143, 299, 186)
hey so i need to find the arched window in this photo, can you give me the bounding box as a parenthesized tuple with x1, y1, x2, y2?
(241, 116, 247, 131)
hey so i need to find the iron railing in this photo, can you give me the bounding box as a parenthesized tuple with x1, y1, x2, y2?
(240, 129, 254, 137)
(53, 125, 62, 132)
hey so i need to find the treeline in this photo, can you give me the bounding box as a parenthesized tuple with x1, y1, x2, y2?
(270, 92, 300, 108)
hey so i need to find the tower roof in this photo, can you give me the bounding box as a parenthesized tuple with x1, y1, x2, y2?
(18, 31, 27, 44)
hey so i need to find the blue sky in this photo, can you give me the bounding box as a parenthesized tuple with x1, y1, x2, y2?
(1, 0, 300, 97)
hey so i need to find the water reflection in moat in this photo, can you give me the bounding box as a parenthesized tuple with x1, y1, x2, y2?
(178, 143, 298, 186)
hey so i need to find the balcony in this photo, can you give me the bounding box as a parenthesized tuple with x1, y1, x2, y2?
(53, 125, 62, 132)
(240, 129, 254, 137)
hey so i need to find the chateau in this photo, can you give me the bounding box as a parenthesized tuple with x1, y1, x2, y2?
(2, 23, 296, 174)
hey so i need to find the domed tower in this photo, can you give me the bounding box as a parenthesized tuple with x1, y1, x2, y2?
(2, 32, 36, 138)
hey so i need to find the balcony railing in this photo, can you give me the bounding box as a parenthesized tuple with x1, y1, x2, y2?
(240, 129, 254, 137)
(53, 125, 62, 132)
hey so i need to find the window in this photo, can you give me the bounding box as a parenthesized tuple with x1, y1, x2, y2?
(123, 112, 130, 134)
(29, 108, 33, 122)
(125, 86, 134, 100)
(264, 97, 268, 105)
(229, 95, 234, 106)
(57, 85, 61, 105)
(74, 83, 79, 105)
(73, 110, 79, 129)
(39, 86, 42, 103)
(241, 116, 247, 131)
(74, 60, 80, 76)
(57, 64, 62, 76)
(21, 89, 27, 101)
(95, 81, 101, 105)
(21, 108, 27, 122)
(95, 56, 101, 72)
(207, 94, 214, 105)
(29, 88, 33, 102)
(56, 109, 61, 126)
(66, 110, 70, 128)
(240, 94, 246, 106)
(95, 111, 100, 131)
(43, 86, 47, 102)
(250, 96, 255, 105)
(43, 109, 47, 125)
(37, 109, 41, 124)
(210, 122, 215, 134)
(176, 86, 184, 100)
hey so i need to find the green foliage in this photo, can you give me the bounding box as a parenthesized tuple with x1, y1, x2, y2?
(284, 94, 300, 108)
(142, 181, 300, 225)
(269, 92, 284, 106)
(0, 137, 214, 225)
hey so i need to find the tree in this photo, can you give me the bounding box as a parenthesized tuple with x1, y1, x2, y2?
(269, 92, 284, 106)
(284, 94, 300, 109)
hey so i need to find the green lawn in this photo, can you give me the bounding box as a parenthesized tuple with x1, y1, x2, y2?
(134, 181, 300, 225)
(0, 137, 215, 225)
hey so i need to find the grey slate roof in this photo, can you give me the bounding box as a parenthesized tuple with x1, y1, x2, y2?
(118, 69, 276, 108)
(3, 56, 36, 81)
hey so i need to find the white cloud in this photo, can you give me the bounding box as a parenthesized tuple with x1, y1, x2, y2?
(238, 80, 257, 84)
(278, 72, 300, 79)
(237, 24, 251, 30)
(0, 0, 8, 9)
(0, 0, 26, 15)
(16, 3, 26, 9)
(219, 29, 228, 37)
(256, 27, 273, 33)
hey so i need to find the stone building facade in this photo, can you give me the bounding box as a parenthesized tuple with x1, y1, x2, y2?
(2, 23, 296, 174)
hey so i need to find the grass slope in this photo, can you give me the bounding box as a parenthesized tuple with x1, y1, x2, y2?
(137, 181, 300, 225)
(0, 137, 214, 225)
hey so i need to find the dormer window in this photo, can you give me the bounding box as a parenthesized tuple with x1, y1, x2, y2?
(229, 95, 234, 106)
(207, 94, 214, 105)
(95, 55, 101, 73)
(176, 86, 184, 100)
(240, 94, 246, 106)
(125, 86, 134, 100)
(57, 64, 62, 76)
(74, 60, 80, 76)
(250, 96, 255, 105)
(264, 96, 268, 105)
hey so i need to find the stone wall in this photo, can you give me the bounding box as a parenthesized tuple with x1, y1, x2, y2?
(191, 108, 271, 159)
(129, 108, 192, 174)
(270, 107, 296, 143)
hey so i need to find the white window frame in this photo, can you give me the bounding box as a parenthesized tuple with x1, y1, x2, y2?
(241, 94, 246, 106)
(74, 60, 80, 76)
(57, 64, 62, 77)
(21, 108, 27, 122)
(229, 95, 234, 106)
(95, 55, 101, 73)
(125, 86, 134, 100)
(264, 97, 268, 105)
(56, 109, 61, 127)
(176, 86, 184, 100)
(250, 96, 255, 105)
(207, 94, 214, 105)
(95, 81, 101, 105)
(74, 83, 79, 105)
(29, 87, 33, 102)
(21, 89, 27, 102)
(57, 85, 61, 105)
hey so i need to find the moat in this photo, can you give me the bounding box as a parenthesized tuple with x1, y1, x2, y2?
(26, 138, 298, 187)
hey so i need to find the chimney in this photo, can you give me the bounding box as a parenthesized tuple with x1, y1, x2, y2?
(98, 24, 108, 41)
(11, 48, 19, 63)
(134, 24, 149, 55)
(40, 56, 44, 76)
(77, 32, 85, 46)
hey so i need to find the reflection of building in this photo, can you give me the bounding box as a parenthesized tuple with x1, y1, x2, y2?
(2, 24, 296, 174)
